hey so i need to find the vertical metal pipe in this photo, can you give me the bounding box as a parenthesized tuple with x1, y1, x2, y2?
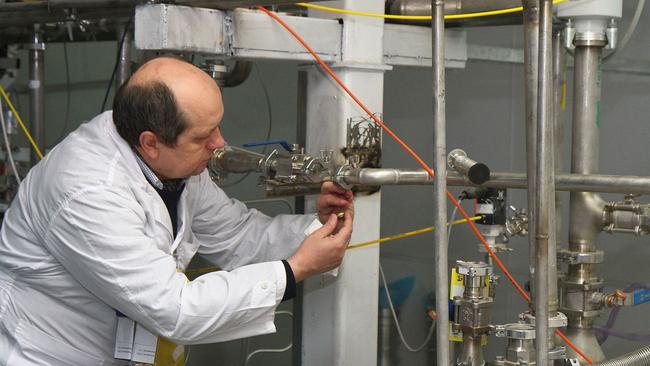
(28, 26, 44, 166)
(535, 0, 555, 365)
(564, 41, 607, 362)
(521, 0, 539, 309)
(116, 23, 132, 89)
(432, 0, 449, 365)
(552, 28, 566, 261)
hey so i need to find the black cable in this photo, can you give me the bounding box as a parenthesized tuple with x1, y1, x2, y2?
(220, 63, 273, 188)
(100, 18, 132, 113)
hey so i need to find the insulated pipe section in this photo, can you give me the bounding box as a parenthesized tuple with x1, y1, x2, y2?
(448, 149, 490, 185)
(594, 345, 650, 366)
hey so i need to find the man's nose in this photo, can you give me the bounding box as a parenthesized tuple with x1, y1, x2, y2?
(207, 134, 225, 150)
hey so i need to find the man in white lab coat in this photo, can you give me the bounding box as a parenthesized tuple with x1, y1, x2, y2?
(0, 57, 353, 365)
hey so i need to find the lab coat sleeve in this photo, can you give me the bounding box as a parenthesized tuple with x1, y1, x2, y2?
(44, 186, 288, 344)
(191, 172, 316, 270)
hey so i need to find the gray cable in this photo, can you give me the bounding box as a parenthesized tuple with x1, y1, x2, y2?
(0, 98, 21, 185)
(604, 0, 646, 62)
(244, 311, 293, 366)
(379, 263, 435, 352)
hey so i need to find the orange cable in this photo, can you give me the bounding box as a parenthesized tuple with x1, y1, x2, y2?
(256, 6, 593, 365)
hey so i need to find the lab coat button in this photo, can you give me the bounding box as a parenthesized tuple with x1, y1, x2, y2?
(261, 282, 268, 290)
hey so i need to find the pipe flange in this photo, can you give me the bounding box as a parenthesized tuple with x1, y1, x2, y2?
(334, 165, 354, 190)
(456, 260, 492, 277)
(557, 249, 604, 264)
(504, 323, 536, 340)
(574, 32, 607, 47)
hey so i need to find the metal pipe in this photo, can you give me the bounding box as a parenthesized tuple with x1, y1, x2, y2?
(563, 37, 607, 363)
(28, 27, 45, 166)
(0, 0, 320, 12)
(116, 23, 132, 89)
(521, 0, 539, 320)
(335, 169, 650, 194)
(391, 0, 522, 16)
(552, 26, 566, 280)
(594, 345, 650, 366)
(534, 1, 555, 364)
(432, 0, 450, 365)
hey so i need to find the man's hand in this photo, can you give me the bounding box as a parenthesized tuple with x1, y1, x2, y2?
(316, 182, 354, 225)
(287, 211, 353, 282)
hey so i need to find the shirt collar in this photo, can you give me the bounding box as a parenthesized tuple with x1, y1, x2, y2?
(134, 152, 164, 190)
(134, 151, 187, 192)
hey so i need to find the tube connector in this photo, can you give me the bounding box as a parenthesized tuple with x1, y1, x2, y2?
(447, 149, 490, 185)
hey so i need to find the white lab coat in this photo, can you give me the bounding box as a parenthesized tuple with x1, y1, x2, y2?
(0, 111, 314, 365)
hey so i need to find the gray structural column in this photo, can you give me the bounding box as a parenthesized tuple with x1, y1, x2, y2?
(301, 1, 387, 364)
(432, 0, 449, 365)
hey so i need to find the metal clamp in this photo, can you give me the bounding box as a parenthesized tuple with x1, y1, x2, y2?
(457, 261, 492, 277)
(557, 249, 604, 264)
(549, 345, 567, 360)
(521, 311, 568, 328)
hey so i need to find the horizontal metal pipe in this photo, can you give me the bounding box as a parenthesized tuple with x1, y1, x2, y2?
(390, 0, 522, 16)
(0, 0, 319, 12)
(339, 168, 650, 194)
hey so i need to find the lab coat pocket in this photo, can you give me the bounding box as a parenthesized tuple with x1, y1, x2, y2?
(8, 320, 105, 366)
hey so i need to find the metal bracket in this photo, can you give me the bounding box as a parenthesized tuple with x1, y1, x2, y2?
(557, 249, 604, 264)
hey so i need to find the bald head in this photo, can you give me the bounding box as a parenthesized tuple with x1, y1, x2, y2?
(113, 57, 224, 148)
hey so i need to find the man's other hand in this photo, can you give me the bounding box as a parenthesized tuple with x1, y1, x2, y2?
(287, 211, 353, 282)
(316, 181, 354, 226)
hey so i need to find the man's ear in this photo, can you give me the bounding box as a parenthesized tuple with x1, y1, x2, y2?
(138, 131, 160, 160)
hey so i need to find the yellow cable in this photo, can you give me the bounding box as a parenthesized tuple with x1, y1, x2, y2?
(347, 216, 482, 250)
(296, 0, 567, 21)
(0, 85, 44, 160)
(184, 216, 483, 277)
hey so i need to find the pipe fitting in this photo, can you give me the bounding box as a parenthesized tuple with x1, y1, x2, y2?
(447, 149, 490, 185)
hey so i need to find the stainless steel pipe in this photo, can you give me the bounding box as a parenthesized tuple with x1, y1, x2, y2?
(563, 38, 608, 362)
(534, 0, 555, 364)
(391, 0, 522, 16)
(432, 0, 450, 364)
(336, 169, 650, 194)
(28, 27, 45, 166)
(522, 0, 540, 323)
